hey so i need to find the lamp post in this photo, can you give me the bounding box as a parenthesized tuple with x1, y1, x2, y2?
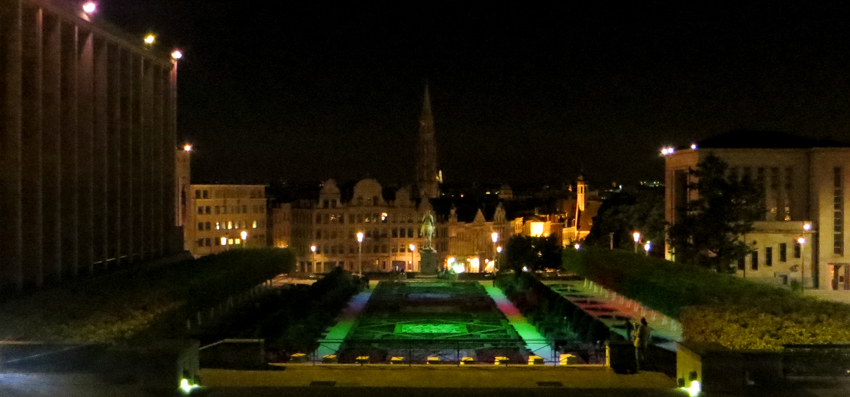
(496, 246, 503, 272)
(798, 236, 807, 288)
(310, 245, 317, 274)
(633, 231, 641, 253)
(240, 231, 248, 248)
(409, 244, 416, 272)
(357, 231, 364, 275)
(491, 232, 499, 273)
(644, 241, 651, 256)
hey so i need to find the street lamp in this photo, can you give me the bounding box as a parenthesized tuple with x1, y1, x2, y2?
(82, 2, 97, 15)
(409, 244, 416, 272)
(240, 231, 248, 247)
(633, 231, 641, 253)
(644, 241, 651, 256)
(798, 236, 807, 288)
(491, 232, 499, 273)
(357, 231, 364, 275)
(311, 245, 317, 274)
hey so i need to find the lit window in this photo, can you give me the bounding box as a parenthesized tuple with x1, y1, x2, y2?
(228, 238, 234, 245)
(235, 239, 241, 245)
(235, 221, 240, 229)
(253, 220, 258, 229)
(215, 222, 221, 230)
(220, 237, 228, 245)
(227, 221, 233, 229)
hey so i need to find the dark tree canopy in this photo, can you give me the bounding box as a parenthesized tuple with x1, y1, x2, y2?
(504, 234, 562, 274)
(584, 188, 665, 251)
(668, 154, 764, 272)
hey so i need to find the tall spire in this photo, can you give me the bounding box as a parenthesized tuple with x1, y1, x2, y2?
(416, 85, 440, 199)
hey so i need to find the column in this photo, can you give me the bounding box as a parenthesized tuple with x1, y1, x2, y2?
(106, 43, 122, 267)
(21, 4, 43, 288)
(60, 20, 80, 278)
(0, 0, 24, 291)
(42, 11, 62, 283)
(120, 49, 133, 263)
(92, 36, 108, 269)
(77, 28, 94, 274)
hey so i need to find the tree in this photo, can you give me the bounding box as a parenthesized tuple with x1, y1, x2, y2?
(668, 155, 764, 272)
(505, 234, 563, 275)
(584, 188, 665, 251)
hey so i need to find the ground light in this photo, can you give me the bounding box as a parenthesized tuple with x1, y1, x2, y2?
(180, 378, 199, 394)
(679, 380, 701, 396)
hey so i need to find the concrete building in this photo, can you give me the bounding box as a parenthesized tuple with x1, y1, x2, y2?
(185, 185, 269, 257)
(664, 131, 850, 290)
(0, 0, 180, 291)
(176, 146, 192, 238)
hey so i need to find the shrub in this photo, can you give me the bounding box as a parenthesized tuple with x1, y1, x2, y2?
(563, 247, 850, 350)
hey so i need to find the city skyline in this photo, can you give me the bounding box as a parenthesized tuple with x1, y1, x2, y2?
(99, 2, 850, 186)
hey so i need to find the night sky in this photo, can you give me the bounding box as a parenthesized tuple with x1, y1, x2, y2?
(99, 2, 850, 187)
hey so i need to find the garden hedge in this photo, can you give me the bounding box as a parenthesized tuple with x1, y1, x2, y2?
(563, 248, 850, 350)
(0, 248, 295, 343)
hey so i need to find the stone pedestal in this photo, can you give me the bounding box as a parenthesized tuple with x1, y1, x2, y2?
(419, 248, 438, 274)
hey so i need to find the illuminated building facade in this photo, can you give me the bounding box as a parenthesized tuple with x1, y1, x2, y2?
(664, 131, 850, 290)
(184, 185, 269, 257)
(437, 205, 512, 273)
(0, 0, 180, 291)
(283, 179, 425, 273)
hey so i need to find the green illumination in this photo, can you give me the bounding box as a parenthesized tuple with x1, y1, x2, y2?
(180, 378, 199, 394)
(395, 323, 467, 334)
(679, 380, 701, 397)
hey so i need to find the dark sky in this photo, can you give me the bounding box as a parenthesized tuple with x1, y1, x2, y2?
(99, 2, 850, 187)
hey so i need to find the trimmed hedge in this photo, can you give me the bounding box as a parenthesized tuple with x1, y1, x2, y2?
(563, 248, 850, 350)
(0, 248, 295, 343)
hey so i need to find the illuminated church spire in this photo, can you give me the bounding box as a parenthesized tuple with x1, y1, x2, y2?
(416, 85, 440, 199)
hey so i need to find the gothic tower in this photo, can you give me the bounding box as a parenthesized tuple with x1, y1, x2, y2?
(416, 86, 441, 199)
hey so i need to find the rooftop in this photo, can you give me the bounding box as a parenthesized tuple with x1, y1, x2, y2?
(697, 130, 850, 150)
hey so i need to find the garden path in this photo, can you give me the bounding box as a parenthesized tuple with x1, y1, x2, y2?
(317, 289, 373, 358)
(484, 285, 556, 363)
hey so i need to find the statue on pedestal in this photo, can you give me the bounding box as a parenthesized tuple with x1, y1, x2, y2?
(418, 211, 439, 274)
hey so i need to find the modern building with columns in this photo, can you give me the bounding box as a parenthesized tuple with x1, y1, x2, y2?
(0, 0, 181, 292)
(664, 131, 850, 291)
